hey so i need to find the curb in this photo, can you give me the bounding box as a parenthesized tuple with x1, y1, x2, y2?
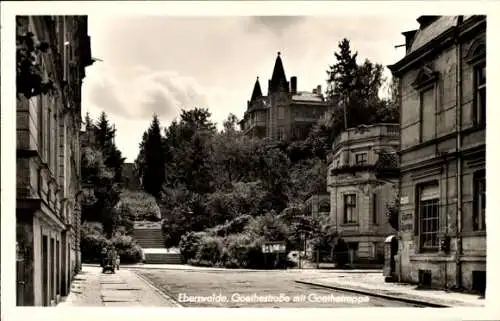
(294, 280, 450, 308)
(133, 271, 184, 307)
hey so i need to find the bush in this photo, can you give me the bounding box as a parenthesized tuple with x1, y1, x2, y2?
(179, 231, 208, 263)
(117, 190, 162, 221)
(80, 221, 143, 264)
(111, 233, 143, 264)
(224, 233, 267, 269)
(194, 235, 224, 266)
(206, 215, 253, 237)
(81, 222, 109, 263)
(245, 211, 290, 241)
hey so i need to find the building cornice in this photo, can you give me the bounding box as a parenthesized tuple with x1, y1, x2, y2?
(388, 16, 486, 77)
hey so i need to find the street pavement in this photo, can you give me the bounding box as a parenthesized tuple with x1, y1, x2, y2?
(57, 265, 179, 307)
(133, 268, 426, 308)
(57, 264, 485, 308)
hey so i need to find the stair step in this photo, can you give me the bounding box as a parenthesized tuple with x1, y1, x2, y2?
(144, 253, 182, 264)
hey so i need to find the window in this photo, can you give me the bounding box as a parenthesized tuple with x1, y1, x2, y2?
(418, 184, 440, 252)
(475, 64, 486, 125)
(344, 194, 357, 224)
(473, 170, 486, 231)
(420, 87, 436, 142)
(372, 193, 377, 224)
(355, 153, 368, 165)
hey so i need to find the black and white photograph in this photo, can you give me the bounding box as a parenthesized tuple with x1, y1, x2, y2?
(1, 1, 498, 320)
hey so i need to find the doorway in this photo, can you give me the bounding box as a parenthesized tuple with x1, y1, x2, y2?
(50, 238, 55, 304)
(42, 235, 48, 306)
(347, 242, 359, 264)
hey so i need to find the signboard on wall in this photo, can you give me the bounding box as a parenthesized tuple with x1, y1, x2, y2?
(400, 212, 413, 232)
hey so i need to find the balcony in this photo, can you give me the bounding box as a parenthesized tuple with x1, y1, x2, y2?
(332, 123, 400, 150)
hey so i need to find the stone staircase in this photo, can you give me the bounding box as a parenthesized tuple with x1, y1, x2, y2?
(133, 222, 182, 264)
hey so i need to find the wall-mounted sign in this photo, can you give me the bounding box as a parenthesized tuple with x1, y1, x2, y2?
(400, 196, 409, 205)
(400, 212, 413, 232)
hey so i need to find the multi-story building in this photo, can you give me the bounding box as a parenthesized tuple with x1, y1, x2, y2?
(16, 16, 94, 306)
(303, 194, 331, 217)
(239, 52, 330, 141)
(388, 15, 486, 293)
(327, 124, 400, 264)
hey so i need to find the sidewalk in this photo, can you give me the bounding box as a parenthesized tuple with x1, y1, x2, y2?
(296, 273, 485, 307)
(57, 265, 181, 307)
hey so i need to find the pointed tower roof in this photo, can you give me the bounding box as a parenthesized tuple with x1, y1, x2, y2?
(269, 51, 289, 93)
(250, 77, 263, 101)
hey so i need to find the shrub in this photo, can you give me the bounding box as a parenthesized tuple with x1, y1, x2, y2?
(222, 233, 254, 268)
(179, 231, 208, 263)
(194, 235, 224, 266)
(245, 211, 289, 241)
(80, 222, 109, 263)
(206, 215, 253, 237)
(117, 190, 162, 221)
(111, 233, 143, 264)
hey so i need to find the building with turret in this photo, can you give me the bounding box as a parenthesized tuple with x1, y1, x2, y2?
(239, 52, 330, 141)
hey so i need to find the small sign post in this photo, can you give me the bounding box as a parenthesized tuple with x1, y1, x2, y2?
(261, 241, 286, 268)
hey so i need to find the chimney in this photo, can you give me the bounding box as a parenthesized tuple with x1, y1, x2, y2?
(316, 85, 322, 95)
(290, 76, 297, 95)
(402, 29, 418, 52)
(416, 15, 439, 29)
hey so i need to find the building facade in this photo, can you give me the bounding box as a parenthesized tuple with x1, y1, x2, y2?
(239, 52, 330, 141)
(16, 16, 94, 306)
(303, 194, 331, 217)
(327, 124, 400, 264)
(388, 15, 486, 293)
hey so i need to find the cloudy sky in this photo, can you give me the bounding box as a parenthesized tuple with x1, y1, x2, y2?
(82, 15, 419, 162)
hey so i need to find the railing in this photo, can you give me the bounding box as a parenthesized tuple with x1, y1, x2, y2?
(332, 123, 400, 149)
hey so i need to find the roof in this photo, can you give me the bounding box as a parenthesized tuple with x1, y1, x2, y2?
(269, 52, 288, 93)
(408, 16, 458, 54)
(250, 77, 263, 101)
(292, 92, 324, 103)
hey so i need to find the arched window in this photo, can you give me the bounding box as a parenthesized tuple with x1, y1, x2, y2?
(465, 38, 486, 126)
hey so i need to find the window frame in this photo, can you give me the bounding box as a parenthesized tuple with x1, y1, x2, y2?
(355, 152, 368, 166)
(464, 38, 486, 128)
(417, 183, 440, 252)
(419, 85, 436, 143)
(474, 63, 486, 126)
(473, 170, 486, 231)
(343, 193, 357, 224)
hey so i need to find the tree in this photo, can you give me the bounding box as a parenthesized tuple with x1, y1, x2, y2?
(309, 38, 399, 160)
(326, 38, 359, 107)
(95, 111, 125, 182)
(222, 113, 239, 133)
(142, 115, 166, 199)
